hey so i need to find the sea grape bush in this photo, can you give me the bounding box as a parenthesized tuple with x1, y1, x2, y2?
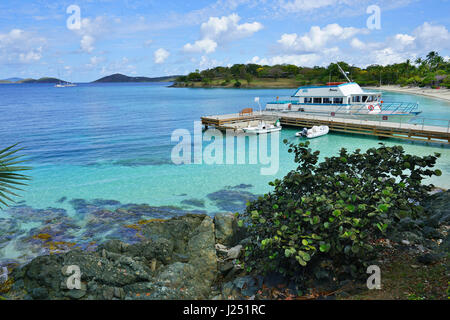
(239, 141, 441, 283)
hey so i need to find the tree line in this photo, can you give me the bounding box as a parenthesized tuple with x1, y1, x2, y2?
(176, 51, 450, 88)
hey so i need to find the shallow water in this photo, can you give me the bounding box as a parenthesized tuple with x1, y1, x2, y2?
(0, 82, 449, 263)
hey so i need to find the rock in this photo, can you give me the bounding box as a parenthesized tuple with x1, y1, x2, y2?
(401, 240, 411, 245)
(31, 287, 49, 300)
(400, 231, 423, 244)
(399, 217, 418, 231)
(65, 283, 87, 299)
(219, 261, 234, 274)
(7, 214, 220, 300)
(181, 199, 205, 208)
(421, 226, 441, 239)
(422, 190, 450, 226)
(225, 245, 242, 260)
(417, 253, 444, 265)
(214, 212, 239, 246)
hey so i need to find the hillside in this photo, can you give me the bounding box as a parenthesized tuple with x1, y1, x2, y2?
(0, 77, 23, 83)
(93, 73, 180, 83)
(19, 77, 64, 84)
(173, 51, 450, 89)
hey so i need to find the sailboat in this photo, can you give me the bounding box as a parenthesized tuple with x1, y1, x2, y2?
(243, 97, 282, 134)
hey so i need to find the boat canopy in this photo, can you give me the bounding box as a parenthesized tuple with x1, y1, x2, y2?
(292, 82, 378, 98)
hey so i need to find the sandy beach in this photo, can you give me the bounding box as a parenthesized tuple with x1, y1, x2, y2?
(364, 85, 450, 102)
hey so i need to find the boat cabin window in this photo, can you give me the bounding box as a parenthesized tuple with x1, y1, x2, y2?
(323, 97, 331, 104)
(352, 96, 361, 103)
(304, 97, 312, 103)
(313, 97, 322, 104)
(333, 97, 343, 104)
(362, 96, 368, 102)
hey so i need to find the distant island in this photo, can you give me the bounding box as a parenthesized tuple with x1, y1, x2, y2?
(0, 73, 181, 84)
(92, 73, 181, 83)
(172, 51, 449, 89)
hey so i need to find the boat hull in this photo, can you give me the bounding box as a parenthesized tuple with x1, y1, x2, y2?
(243, 127, 282, 134)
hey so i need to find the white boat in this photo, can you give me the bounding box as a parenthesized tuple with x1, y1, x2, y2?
(243, 120, 282, 134)
(265, 64, 421, 122)
(306, 126, 329, 138)
(55, 82, 76, 87)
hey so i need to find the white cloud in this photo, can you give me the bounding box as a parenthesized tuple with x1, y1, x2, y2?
(154, 48, 170, 64)
(413, 22, 450, 51)
(184, 39, 218, 54)
(277, 24, 366, 53)
(198, 55, 221, 69)
(0, 29, 46, 64)
(183, 13, 263, 54)
(80, 35, 95, 53)
(250, 53, 321, 66)
(72, 16, 109, 53)
(100, 57, 137, 75)
(85, 56, 105, 69)
(350, 38, 365, 50)
(348, 22, 450, 66)
(279, 0, 339, 12)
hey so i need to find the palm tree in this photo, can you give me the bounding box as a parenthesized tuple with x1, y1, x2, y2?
(0, 143, 30, 208)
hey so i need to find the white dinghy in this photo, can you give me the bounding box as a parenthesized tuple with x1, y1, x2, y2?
(243, 120, 282, 134)
(296, 125, 329, 138)
(243, 97, 282, 134)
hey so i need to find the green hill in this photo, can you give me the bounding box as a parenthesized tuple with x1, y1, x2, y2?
(19, 77, 65, 84)
(93, 73, 180, 83)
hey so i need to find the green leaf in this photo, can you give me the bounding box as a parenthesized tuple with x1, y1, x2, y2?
(319, 243, 331, 252)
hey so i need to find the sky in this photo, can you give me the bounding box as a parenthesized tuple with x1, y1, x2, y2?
(0, 0, 449, 82)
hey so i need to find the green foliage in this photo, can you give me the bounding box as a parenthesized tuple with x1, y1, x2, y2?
(0, 143, 31, 208)
(177, 52, 449, 87)
(239, 142, 440, 284)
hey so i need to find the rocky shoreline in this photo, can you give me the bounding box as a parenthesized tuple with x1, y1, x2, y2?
(1, 190, 449, 300)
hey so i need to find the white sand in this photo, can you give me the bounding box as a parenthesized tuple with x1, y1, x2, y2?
(364, 85, 450, 102)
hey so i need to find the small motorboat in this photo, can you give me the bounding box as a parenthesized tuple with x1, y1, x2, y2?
(296, 126, 329, 138)
(243, 120, 282, 134)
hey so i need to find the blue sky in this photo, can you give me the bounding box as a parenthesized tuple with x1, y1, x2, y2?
(0, 0, 449, 82)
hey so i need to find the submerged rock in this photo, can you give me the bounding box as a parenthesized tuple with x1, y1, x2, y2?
(8, 214, 219, 300)
(207, 189, 259, 212)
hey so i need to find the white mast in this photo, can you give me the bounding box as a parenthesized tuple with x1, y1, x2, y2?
(337, 63, 352, 83)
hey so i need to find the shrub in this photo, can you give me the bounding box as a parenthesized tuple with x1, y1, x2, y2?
(239, 142, 441, 284)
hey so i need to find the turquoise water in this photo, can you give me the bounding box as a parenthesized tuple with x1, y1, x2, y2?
(0, 82, 449, 263)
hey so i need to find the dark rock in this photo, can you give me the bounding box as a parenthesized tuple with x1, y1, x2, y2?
(31, 287, 49, 300)
(398, 217, 418, 231)
(57, 197, 67, 203)
(181, 199, 205, 208)
(207, 189, 259, 212)
(421, 226, 441, 239)
(214, 212, 239, 246)
(8, 214, 218, 300)
(417, 253, 444, 265)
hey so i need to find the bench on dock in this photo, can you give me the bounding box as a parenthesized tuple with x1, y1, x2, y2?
(239, 108, 253, 116)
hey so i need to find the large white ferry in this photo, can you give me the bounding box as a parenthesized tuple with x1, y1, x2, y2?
(265, 66, 421, 121)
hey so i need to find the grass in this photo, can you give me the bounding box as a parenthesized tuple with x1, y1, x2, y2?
(341, 249, 449, 300)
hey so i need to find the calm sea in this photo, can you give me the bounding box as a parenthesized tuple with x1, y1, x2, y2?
(0, 82, 449, 262)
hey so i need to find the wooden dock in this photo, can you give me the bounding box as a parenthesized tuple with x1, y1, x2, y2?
(201, 111, 450, 144)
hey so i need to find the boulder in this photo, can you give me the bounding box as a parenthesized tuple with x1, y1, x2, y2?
(214, 212, 239, 246)
(8, 214, 218, 300)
